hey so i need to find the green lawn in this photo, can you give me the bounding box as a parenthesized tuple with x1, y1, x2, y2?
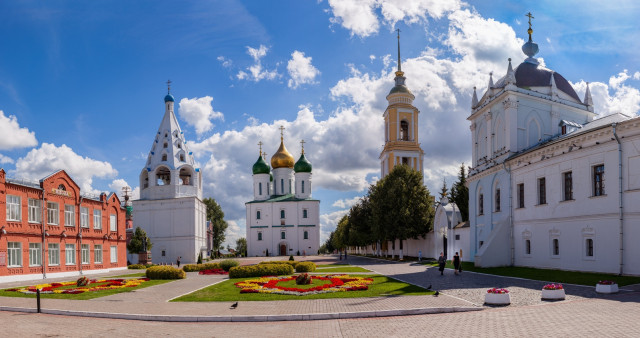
(315, 266, 371, 273)
(172, 274, 431, 302)
(317, 264, 349, 267)
(421, 261, 640, 286)
(111, 272, 146, 278)
(0, 279, 172, 300)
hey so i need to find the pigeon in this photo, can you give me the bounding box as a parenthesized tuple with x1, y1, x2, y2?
(434, 291, 439, 297)
(426, 284, 432, 290)
(230, 302, 238, 309)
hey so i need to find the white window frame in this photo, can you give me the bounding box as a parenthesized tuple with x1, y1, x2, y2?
(110, 246, 117, 263)
(29, 242, 42, 267)
(6, 195, 21, 221)
(110, 214, 117, 232)
(8, 242, 22, 267)
(48, 243, 60, 266)
(81, 244, 90, 264)
(93, 209, 102, 229)
(48, 202, 59, 225)
(94, 244, 102, 263)
(28, 199, 42, 223)
(80, 207, 89, 228)
(65, 244, 76, 265)
(64, 204, 75, 227)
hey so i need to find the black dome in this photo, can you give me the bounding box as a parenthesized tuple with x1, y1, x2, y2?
(495, 61, 581, 102)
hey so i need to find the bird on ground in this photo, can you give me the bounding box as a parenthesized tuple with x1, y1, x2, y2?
(230, 302, 238, 309)
(434, 291, 439, 297)
(426, 284, 432, 290)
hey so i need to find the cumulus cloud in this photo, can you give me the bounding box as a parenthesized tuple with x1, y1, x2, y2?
(236, 45, 280, 82)
(0, 110, 38, 150)
(178, 96, 224, 136)
(217, 56, 232, 68)
(225, 219, 246, 249)
(287, 51, 321, 89)
(332, 196, 362, 208)
(320, 209, 349, 243)
(573, 70, 640, 117)
(12, 143, 118, 194)
(0, 154, 14, 164)
(108, 179, 140, 200)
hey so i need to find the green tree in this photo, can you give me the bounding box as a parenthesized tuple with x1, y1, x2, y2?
(439, 178, 448, 200)
(347, 196, 374, 248)
(127, 227, 153, 254)
(235, 237, 247, 257)
(331, 215, 349, 250)
(449, 163, 469, 222)
(320, 231, 336, 254)
(204, 197, 228, 257)
(369, 165, 435, 259)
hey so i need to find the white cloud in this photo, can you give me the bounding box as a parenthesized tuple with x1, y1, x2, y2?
(178, 96, 224, 136)
(287, 50, 320, 89)
(320, 209, 349, 243)
(332, 196, 362, 208)
(573, 71, 640, 117)
(217, 56, 232, 68)
(236, 45, 280, 82)
(224, 219, 246, 249)
(108, 179, 140, 200)
(12, 143, 118, 194)
(328, 0, 379, 38)
(0, 110, 38, 150)
(0, 154, 14, 164)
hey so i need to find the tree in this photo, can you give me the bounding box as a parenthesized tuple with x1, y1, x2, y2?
(346, 196, 374, 249)
(204, 197, 228, 257)
(331, 215, 349, 250)
(236, 238, 247, 257)
(127, 227, 153, 254)
(439, 178, 448, 200)
(369, 165, 435, 260)
(449, 163, 469, 222)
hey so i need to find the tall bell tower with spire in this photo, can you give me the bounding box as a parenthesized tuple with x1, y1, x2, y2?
(380, 29, 424, 177)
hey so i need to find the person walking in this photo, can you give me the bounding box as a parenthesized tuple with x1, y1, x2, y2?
(438, 252, 446, 275)
(453, 252, 461, 275)
(177, 256, 181, 268)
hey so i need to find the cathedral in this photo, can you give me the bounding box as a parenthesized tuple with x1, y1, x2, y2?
(245, 129, 320, 257)
(133, 85, 208, 264)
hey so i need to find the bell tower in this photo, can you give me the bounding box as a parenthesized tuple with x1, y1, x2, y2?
(380, 29, 424, 177)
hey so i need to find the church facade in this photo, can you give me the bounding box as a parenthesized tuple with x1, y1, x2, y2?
(133, 87, 207, 265)
(246, 131, 320, 257)
(468, 19, 640, 275)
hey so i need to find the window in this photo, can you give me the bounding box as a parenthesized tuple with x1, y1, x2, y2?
(402, 157, 409, 165)
(65, 244, 76, 265)
(593, 165, 605, 196)
(538, 177, 546, 205)
(110, 246, 117, 263)
(479, 241, 484, 247)
(80, 207, 89, 228)
(161, 250, 165, 257)
(8, 242, 22, 267)
(303, 209, 308, 218)
(495, 189, 501, 212)
(280, 210, 285, 219)
(48, 243, 60, 266)
(47, 202, 59, 225)
(479, 194, 484, 215)
(28, 199, 42, 223)
(6, 195, 21, 221)
(525, 240, 531, 255)
(517, 183, 524, 208)
(281, 179, 284, 194)
(400, 120, 409, 141)
(259, 182, 262, 195)
(180, 154, 185, 161)
(29, 243, 42, 267)
(552, 239, 559, 256)
(258, 232, 263, 241)
(256, 210, 261, 220)
(586, 238, 594, 257)
(94, 210, 102, 229)
(304, 231, 308, 240)
(561, 125, 567, 135)
(94, 244, 102, 263)
(64, 205, 75, 226)
(289, 179, 292, 194)
(162, 154, 167, 161)
(563, 172, 573, 200)
(301, 181, 305, 194)
(110, 214, 117, 232)
(163, 142, 168, 148)
(281, 232, 286, 240)
(81, 244, 90, 264)
(455, 234, 461, 240)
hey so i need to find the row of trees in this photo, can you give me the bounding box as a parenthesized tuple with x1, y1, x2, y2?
(321, 163, 468, 259)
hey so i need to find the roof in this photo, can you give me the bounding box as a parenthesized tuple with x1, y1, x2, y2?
(493, 61, 581, 102)
(246, 193, 319, 204)
(454, 221, 469, 229)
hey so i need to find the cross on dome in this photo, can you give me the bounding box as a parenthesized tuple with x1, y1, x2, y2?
(258, 141, 263, 156)
(300, 139, 306, 155)
(279, 125, 285, 141)
(167, 79, 172, 94)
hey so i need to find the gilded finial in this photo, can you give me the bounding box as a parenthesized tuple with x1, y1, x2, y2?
(300, 139, 306, 155)
(525, 12, 534, 40)
(279, 125, 285, 141)
(258, 141, 263, 157)
(167, 79, 172, 94)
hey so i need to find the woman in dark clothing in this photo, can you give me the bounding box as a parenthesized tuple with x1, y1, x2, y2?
(438, 252, 446, 275)
(453, 252, 461, 275)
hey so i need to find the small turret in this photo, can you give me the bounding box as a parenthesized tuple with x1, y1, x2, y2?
(584, 82, 594, 112)
(471, 87, 478, 108)
(550, 71, 559, 100)
(505, 58, 516, 87)
(294, 140, 312, 199)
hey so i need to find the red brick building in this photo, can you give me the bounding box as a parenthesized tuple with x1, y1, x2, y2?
(0, 169, 127, 282)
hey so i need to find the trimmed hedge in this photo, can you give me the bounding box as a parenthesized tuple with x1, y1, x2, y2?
(259, 261, 299, 268)
(295, 262, 317, 273)
(220, 259, 239, 272)
(146, 266, 186, 280)
(128, 264, 146, 269)
(229, 264, 294, 278)
(183, 262, 221, 272)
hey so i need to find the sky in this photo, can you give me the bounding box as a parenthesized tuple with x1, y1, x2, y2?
(1, 0, 639, 248)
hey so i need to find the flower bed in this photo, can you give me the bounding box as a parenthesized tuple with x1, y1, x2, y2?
(199, 269, 228, 275)
(5, 278, 150, 295)
(596, 280, 618, 294)
(541, 283, 565, 300)
(485, 288, 510, 305)
(234, 274, 373, 295)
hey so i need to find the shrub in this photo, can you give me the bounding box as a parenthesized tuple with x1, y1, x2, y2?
(259, 261, 298, 268)
(220, 259, 239, 272)
(296, 250, 300, 256)
(183, 262, 221, 272)
(197, 253, 203, 264)
(128, 264, 146, 270)
(77, 276, 89, 286)
(146, 266, 186, 279)
(229, 264, 293, 278)
(145, 263, 154, 268)
(296, 273, 311, 285)
(289, 255, 295, 261)
(183, 264, 200, 272)
(295, 261, 317, 273)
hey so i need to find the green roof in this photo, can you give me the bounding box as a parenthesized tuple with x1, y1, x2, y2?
(252, 155, 270, 175)
(294, 153, 312, 173)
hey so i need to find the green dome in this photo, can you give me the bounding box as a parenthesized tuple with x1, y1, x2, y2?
(252, 155, 270, 175)
(294, 153, 312, 173)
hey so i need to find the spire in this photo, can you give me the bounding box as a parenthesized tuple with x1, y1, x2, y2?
(521, 12, 539, 64)
(505, 58, 516, 85)
(396, 28, 402, 74)
(471, 86, 478, 108)
(584, 82, 594, 111)
(550, 71, 559, 99)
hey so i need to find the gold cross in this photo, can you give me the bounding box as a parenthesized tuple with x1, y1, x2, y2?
(525, 12, 534, 29)
(300, 139, 306, 154)
(167, 79, 172, 93)
(279, 125, 285, 140)
(258, 141, 263, 156)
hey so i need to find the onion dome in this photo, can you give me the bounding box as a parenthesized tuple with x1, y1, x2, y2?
(252, 155, 270, 175)
(271, 139, 294, 169)
(294, 153, 312, 173)
(164, 94, 175, 102)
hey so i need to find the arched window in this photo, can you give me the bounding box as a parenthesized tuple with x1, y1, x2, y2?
(257, 232, 262, 241)
(281, 179, 284, 194)
(162, 154, 167, 161)
(527, 119, 541, 147)
(180, 154, 185, 162)
(478, 193, 484, 215)
(179, 167, 192, 185)
(256, 211, 261, 220)
(259, 182, 262, 195)
(58, 184, 66, 191)
(289, 179, 292, 194)
(400, 120, 409, 141)
(301, 181, 305, 193)
(281, 232, 286, 239)
(156, 167, 171, 186)
(495, 188, 501, 212)
(304, 231, 308, 240)
(303, 209, 308, 218)
(280, 210, 285, 219)
(552, 239, 559, 256)
(525, 239, 531, 255)
(163, 142, 168, 148)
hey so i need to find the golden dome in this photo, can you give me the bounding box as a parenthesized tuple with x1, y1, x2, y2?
(271, 139, 295, 169)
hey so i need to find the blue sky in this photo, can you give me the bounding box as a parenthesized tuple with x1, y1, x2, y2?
(1, 0, 639, 247)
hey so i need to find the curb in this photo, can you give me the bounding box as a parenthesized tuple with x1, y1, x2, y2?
(0, 305, 482, 322)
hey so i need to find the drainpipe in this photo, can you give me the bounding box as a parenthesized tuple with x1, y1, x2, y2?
(503, 161, 514, 266)
(78, 196, 83, 275)
(42, 192, 46, 279)
(612, 123, 624, 275)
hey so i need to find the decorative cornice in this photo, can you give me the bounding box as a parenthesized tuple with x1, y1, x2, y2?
(503, 97, 518, 110)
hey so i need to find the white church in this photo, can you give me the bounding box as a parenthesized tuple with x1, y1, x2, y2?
(468, 18, 640, 275)
(245, 130, 320, 257)
(133, 86, 208, 264)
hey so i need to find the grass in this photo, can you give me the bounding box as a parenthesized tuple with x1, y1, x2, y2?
(111, 273, 146, 278)
(421, 261, 640, 286)
(172, 274, 432, 302)
(315, 266, 371, 273)
(317, 264, 349, 267)
(0, 279, 172, 300)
